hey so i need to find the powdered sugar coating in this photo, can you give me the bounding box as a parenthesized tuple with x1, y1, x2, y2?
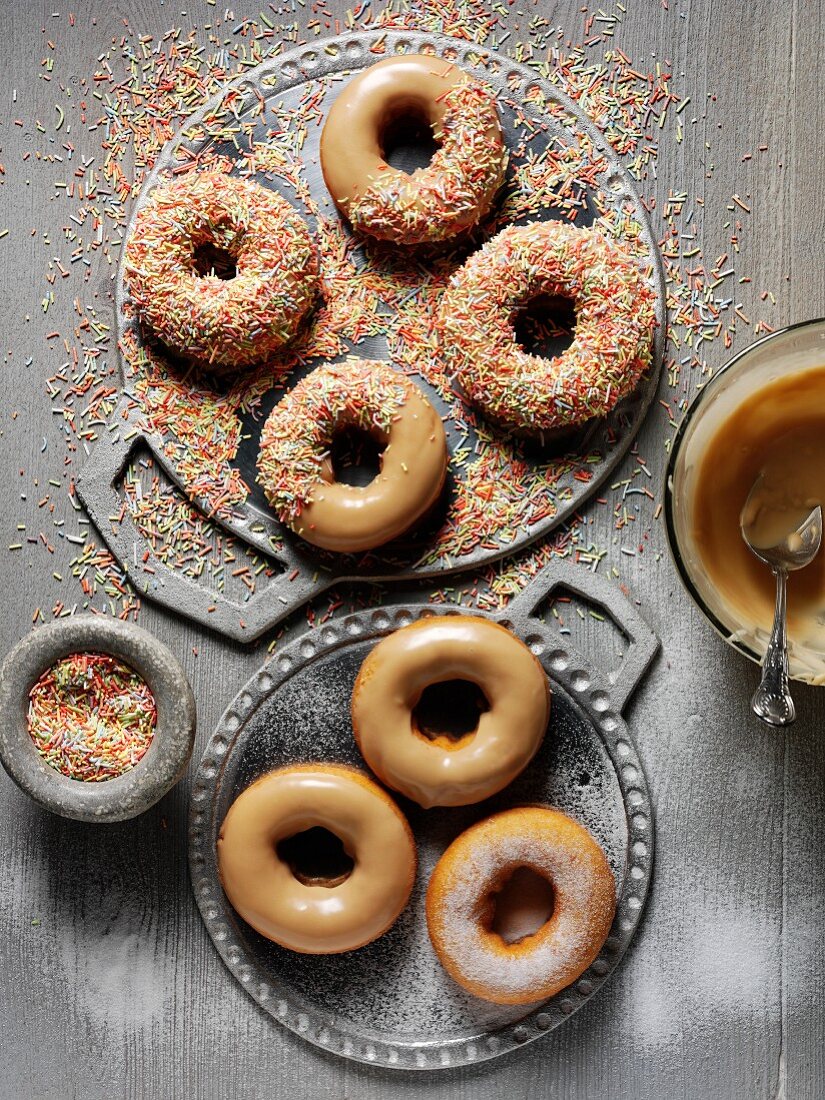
(438, 220, 657, 435)
(426, 806, 616, 1005)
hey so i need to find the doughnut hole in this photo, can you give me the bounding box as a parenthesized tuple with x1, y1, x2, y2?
(328, 425, 387, 487)
(488, 867, 556, 945)
(192, 240, 238, 281)
(276, 826, 355, 888)
(512, 294, 594, 454)
(513, 293, 576, 360)
(412, 679, 490, 749)
(381, 106, 439, 174)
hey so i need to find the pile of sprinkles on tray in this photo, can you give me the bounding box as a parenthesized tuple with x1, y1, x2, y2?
(123, 452, 282, 603)
(27, 652, 157, 782)
(13, 0, 779, 629)
(114, 46, 660, 575)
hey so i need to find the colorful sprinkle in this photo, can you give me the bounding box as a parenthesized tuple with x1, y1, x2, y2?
(27, 652, 157, 782)
(123, 170, 319, 370)
(439, 220, 656, 434)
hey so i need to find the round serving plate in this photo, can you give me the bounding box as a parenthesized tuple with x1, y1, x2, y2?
(189, 561, 658, 1069)
(78, 29, 666, 643)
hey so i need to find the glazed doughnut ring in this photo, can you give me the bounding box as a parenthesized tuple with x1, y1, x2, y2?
(256, 358, 448, 553)
(351, 616, 550, 808)
(320, 54, 507, 245)
(123, 171, 319, 370)
(438, 220, 657, 437)
(426, 807, 616, 1005)
(217, 764, 416, 953)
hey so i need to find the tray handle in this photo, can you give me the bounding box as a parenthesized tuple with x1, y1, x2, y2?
(75, 397, 331, 644)
(504, 558, 659, 712)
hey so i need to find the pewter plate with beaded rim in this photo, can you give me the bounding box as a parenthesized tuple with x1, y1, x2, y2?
(189, 563, 657, 1068)
(78, 29, 666, 643)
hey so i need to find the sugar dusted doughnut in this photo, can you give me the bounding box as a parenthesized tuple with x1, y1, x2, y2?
(256, 358, 448, 553)
(351, 616, 550, 808)
(320, 54, 507, 245)
(217, 764, 416, 954)
(438, 220, 656, 437)
(426, 807, 616, 1005)
(124, 171, 318, 370)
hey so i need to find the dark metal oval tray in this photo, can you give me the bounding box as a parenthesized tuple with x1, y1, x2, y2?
(189, 561, 658, 1069)
(78, 29, 666, 642)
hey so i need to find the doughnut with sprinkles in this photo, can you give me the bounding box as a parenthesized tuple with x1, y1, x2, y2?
(438, 220, 657, 438)
(124, 171, 319, 371)
(256, 358, 448, 553)
(320, 54, 507, 246)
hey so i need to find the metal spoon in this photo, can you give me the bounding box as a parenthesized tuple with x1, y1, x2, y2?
(740, 485, 822, 727)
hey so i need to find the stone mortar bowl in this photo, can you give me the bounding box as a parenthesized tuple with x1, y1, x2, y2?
(0, 615, 196, 822)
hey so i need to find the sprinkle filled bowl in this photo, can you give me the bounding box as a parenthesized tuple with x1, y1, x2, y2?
(666, 318, 825, 684)
(0, 615, 196, 821)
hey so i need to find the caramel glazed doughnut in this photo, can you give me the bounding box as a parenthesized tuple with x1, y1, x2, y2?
(217, 764, 416, 953)
(123, 171, 319, 370)
(320, 54, 508, 245)
(351, 616, 551, 808)
(256, 358, 448, 553)
(438, 220, 657, 438)
(426, 807, 616, 1005)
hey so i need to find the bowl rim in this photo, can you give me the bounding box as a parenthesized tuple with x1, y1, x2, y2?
(664, 316, 825, 672)
(0, 615, 196, 822)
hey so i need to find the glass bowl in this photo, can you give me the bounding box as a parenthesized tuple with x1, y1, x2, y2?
(665, 317, 825, 684)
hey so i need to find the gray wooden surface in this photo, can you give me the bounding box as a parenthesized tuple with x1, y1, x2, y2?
(1, 0, 823, 1097)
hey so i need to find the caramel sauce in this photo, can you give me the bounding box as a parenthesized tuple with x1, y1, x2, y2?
(692, 365, 825, 642)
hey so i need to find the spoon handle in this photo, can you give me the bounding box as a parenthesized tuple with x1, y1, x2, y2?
(751, 568, 796, 727)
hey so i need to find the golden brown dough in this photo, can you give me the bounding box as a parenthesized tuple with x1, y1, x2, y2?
(426, 806, 616, 1005)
